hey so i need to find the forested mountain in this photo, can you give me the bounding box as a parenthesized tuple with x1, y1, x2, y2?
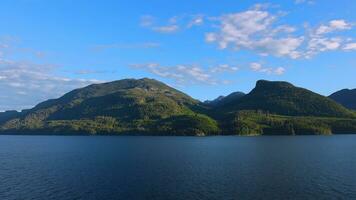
(216, 80, 355, 118)
(0, 78, 219, 135)
(329, 89, 356, 110)
(204, 92, 245, 106)
(0, 78, 355, 135)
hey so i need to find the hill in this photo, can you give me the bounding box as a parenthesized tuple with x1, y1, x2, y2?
(216, 80, 355, 118)
(0, 78, 219, 135)
(0, 111, 20, 124)
(329, 89, 356, 110)
(0, 78, 355, 136)
(204, 92, 245, 107)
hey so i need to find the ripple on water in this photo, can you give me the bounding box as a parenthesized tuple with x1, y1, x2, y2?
(1, 135, 356, 200)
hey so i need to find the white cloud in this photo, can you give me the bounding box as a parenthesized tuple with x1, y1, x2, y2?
(0, 43, 9, 58)
(187, 15, 204, 28)
(250, 62, 263, 71)
(205, 7, 304, 59)
(73, 69, 116, 75)
(152, 25, 179, 33)
(306, 37, 342, 56)
(141, 15, 180, 34)
(249, 62, 286, 75)
(205, 5, 355, 59)
(131, 63, 241, 85)
(141, 14, 206, 33)
(92, 42, 160, 51)
(295, 0, 315, 4)
(131, 63, 215, 85)
(315, 20, 352, 35)
(140, 15, 155, 27)
(0, 59, 101, 111)
(343, 43, 356, 50)
(131, 62, 284, 86)
(303, 20, 354, 57)
(274, 67, 286, 75)
(209, 64, 239, 73)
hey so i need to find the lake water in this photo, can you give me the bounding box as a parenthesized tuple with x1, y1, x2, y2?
(1, 135, 356, 199)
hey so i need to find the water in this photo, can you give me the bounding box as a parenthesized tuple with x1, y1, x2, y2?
(1, 135, 356, 200)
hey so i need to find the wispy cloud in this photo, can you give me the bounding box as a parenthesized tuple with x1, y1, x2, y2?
(343, 43, 356, 50)
(315, 20, 352, 35)
(294, 0, 315, 5)
(249, 62, 286, 75)
(140, 15, 155, 27)
(187, 15, 204, 28)
(91, 42, 160, 51)
(131, 63, 240, 85)
(140, 15, 180, 34)
(131, 62, 283, 86)
(140, 14, 205, 34)
(0, 40, 104, 111)
(152, 25, 179, 33)
(0, 58, 102, 111)
(209, 64, 239, 73)
(0, 39, 46, 59)
(72, 69, 116, 75)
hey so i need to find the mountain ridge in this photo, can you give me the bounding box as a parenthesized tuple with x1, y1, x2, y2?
(1, 78, 355, 135)
(329, 89, 356, 110)
(215, 80, 355, 118)
(204, 91, 245, 106)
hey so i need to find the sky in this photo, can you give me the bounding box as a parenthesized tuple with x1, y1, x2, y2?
(0, 0, 356, 111)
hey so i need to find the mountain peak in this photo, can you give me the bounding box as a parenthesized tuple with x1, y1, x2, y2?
(255, 80, 294, 89)
(219, 80, 355, 118)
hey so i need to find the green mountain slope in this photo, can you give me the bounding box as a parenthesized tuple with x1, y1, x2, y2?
(217, 80, 355, 118)
(0, 78, 219, 135)
(329, 89, 356, 110)
(33, 78, 198, 120)
(220, 110, 356, 136)
(0, 78, 355, 135)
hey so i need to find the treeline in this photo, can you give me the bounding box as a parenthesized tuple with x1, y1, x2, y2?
(2, 110, 356, 136)
(221, 110, 356, 135)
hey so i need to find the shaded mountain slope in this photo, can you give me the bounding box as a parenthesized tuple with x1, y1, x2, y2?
(217, 80, 355, 118)
(329, 89, 356, 110)
(0, 111, 20, 124)
(205, 92, 245, 107)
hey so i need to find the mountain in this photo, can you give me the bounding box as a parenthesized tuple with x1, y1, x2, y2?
(204, 92, 245, 106)
(216, 80, 355, 118)
(1, 78, 355, 136)
(30, 78, 198, 120)
(0, 111, 20, 124)
(0, 78, 219, 136)
(329, 89, 356, 110)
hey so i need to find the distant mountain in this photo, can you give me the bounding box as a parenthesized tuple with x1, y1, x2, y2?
(0, 111, 20, 124)
(329, 89, 356, 110)
(204, 92, 245, 106)
(1, 78, 355, 135)
(216, 80, 355, 118)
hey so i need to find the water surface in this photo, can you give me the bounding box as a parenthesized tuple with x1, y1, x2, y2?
(1, 135, 356, 199)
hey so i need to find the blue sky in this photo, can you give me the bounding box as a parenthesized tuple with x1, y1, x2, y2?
(0, 0, 355, 111)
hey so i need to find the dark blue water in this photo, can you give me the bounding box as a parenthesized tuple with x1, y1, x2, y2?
(1, 135, 356, 199)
